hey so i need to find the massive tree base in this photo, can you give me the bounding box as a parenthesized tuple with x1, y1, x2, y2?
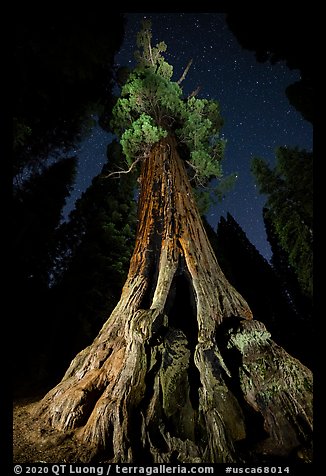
(32, 314, 312, 463)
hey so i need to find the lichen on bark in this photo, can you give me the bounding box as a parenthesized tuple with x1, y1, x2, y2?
(221, 319, 313, 461)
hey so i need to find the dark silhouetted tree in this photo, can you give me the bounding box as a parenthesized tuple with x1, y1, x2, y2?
(13, 9, 125, 393)
(263, 209, 312, 361)
(204, 213, 312, 367)
(226, 11, 313, 123)
(45, 141, 137, 382)
(32, 21, 312, 464)
(13, 157, 77, 394)
(252, 146, 313, 298)
(14, 10, 125, 176)
(13, 158, 78, 290)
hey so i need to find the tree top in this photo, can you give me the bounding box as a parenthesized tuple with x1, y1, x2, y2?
(110, 20, 226, 188)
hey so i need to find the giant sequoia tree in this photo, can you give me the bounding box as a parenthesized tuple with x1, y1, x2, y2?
(32, 21, 313, 463)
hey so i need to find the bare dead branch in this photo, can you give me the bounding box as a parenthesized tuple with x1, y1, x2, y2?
(185, 160, 200, 182)
(177, 59, 193, 85)
(188, 85, 201, 99)
(148, 40, 154, 66)
(102, 156, 142, 179)
(186, 160, 208, 188)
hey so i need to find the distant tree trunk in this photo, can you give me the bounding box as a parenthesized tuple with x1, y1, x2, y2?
(33, 135, 313, 463)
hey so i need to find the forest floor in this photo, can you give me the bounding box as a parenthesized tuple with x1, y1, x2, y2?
(13, 395, 81, 463)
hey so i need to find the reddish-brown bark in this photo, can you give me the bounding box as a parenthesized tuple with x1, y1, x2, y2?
(32, 135, 312, 463)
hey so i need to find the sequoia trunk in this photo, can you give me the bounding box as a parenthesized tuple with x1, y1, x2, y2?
(33, 135, 312, 463)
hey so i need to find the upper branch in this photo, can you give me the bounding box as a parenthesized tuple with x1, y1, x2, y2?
(177, 59, 193, 85)
(148, 39, 154, 66)
(188, 85, 201, 99)
(102, 156, 141, 179)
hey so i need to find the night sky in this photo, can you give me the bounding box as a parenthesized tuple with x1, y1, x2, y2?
(64, 12, 312, 261)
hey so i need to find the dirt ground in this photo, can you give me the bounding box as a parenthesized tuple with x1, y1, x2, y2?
(13, 396, 81, 464)
(13, 396, 313, 464)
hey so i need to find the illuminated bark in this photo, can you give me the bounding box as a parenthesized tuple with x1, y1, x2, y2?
(33, 135, 312, 463)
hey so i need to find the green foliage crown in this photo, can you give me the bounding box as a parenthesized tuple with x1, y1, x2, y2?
(110, 20, 226, 185)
